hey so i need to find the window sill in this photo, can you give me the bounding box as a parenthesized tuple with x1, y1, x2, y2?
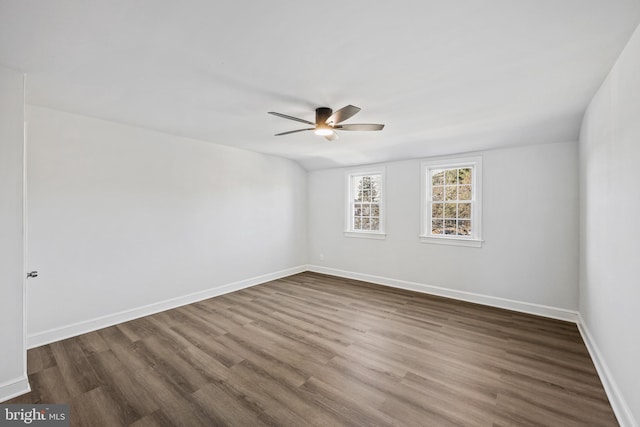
(344, 231, 387, 240)
(419, 235, 483, 248)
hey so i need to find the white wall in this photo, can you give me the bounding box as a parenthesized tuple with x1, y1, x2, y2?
(308, 141, 579, 315)
(0, 66, 28, 401)
(579, 23, 640, 427)
(26, 106, 307, 345)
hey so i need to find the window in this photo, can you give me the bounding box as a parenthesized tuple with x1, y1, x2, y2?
(345, 168, 385, 239)
(421, 156, 482, 247)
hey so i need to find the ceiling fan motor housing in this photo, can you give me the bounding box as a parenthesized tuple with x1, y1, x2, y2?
(316, 107, 333, 126)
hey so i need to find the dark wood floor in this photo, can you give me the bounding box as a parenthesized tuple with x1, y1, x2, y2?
(9, 272, 617, 426)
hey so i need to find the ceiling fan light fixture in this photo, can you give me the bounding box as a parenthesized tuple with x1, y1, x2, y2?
(314, 127, 333, 136)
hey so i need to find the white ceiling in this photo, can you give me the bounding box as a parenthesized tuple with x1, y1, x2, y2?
(1, 1, 639, 170)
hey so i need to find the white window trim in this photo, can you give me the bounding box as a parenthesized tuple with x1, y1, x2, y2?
(420, 155, 483, 247)
(344, 166, 386, 239)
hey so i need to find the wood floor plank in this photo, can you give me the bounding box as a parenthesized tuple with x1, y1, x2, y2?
(26, 344, 56, 375)
(7, 272, 618, 426)
(230, 359, 348, 427)
(49, 339, 102, 397)
(69, 385, 145, 427)
(128, 410, 175, 427)
(216, 332, 311, 388)
(191, 381, 275, 427)
(401, 371, 499, 426)
(379, 394, 463, 427)
(170, 323, 243, 369)
(89, 350, 159, 417)
(298, 376, 396, 426)
(77, 330, 110, 356)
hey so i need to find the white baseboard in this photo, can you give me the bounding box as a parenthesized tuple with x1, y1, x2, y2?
(27, 265, 307, 349)
(577, 314, 637, 427)
(0, 376, 31, 403)
(307, 265, 579, 323)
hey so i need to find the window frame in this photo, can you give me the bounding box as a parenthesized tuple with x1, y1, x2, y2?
(420, 156, 483, 247)
(344, 167, 386, 239)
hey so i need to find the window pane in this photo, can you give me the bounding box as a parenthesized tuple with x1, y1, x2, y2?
(371, 204, 380, 216)
(371, 218, 380, 231)
(432, 170, 444, 186)
(358, 177, 365, 190)
(432, 219, 444, 234)
(362, 205, 371, 216)
(445, 169, 457, 185)
(445, 186, 457, 201)
(432, 186, 444, 201)
(458, 220, 471, 235)
(365, 176, 375, 190)
(354, 217, 362, 229)
(459, 168, 472, 184)
(444, 219, 456, 234)
(362, 218, 370, 230)
(354, 204, 362, 217)
(432, 203, 444, 218)
(459, 185, 471, 200)
(353, 177, 362, 201)
(371, 175, 381, 202)
(357, 175, 380, 202)
(444, 203, 457, 218)
(458, 203, 471, 219)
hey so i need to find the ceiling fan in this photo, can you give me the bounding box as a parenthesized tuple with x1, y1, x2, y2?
(268, 105, 384, 141)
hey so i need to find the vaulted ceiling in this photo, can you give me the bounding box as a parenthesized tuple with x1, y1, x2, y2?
(1, 1, 639, 170)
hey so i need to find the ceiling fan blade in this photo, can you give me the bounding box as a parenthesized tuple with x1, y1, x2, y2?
(268, 112, 315, 125)
(324, 131, 338, 141)
(275, 128, 315, 136)
(335, 123, 385, 131)
(326, 105, 361, 125)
